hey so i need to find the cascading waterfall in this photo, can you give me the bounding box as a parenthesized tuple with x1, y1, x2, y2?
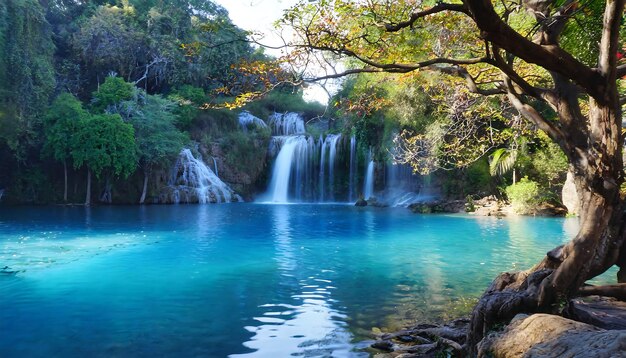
(319, 135, 326, 201)
(263, 113, 348, 203)
(211, 157, 218, 177)
(363, 148, 375, 200)
(267, 137, 299, 203)
(238, 111, 268, 133)
(162, 149, 242, 204)
(269, 112, 306, 135)
(326, 134, 341, 201)
(348, 135, 357, 202)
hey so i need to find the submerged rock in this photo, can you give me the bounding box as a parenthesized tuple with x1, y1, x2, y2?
(477, 313, 626, 358)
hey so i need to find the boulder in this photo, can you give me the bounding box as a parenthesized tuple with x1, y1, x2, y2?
(478, 313, 626, 358)
(562, 170, 580, 216)
(355, 198, 368, 207)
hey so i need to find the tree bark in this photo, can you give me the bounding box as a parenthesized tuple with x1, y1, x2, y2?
(99, 176, 112, 204)
(85, 169, 91, 206)
(63, 160, 68, 203)
(139, 170, 148, 204)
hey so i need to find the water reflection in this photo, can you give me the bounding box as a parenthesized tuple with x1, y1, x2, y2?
(231, 205, 361, 357)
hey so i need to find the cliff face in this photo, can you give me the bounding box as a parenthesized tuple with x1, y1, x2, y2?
(202, 142, 269, 201)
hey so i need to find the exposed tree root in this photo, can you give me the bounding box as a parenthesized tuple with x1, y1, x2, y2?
(578, 284, 626, 301)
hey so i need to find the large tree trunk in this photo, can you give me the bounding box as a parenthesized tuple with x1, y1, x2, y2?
(139, 170, 148, 204)
(85, 169, 91, 206)
(468, 100, 626, 356)
(468, 98, 625, 355)
(99, 176, 113, 204)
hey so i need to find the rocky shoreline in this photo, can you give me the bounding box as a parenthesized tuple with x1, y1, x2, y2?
(367, 296, 626, 357)
(406, 195, 568, 217)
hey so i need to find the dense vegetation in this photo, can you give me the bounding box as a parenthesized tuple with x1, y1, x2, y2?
(0, 0, 321, 204)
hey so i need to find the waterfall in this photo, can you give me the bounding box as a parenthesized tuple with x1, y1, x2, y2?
(211, 157, 218, 177)
(161, 149, 242, 204)
(238, 111, 267, 132)
(269, 112, 306, 135)
(265, 136, 317, 203)
(0, 188, 3, 202)
(348, 135, 356, 202)
(363, 148, 375, 200)
(319, 135, 326, 201)
(326, 134, 341, 201)
(267, 137, 299, 203)
(262, 112, 348, 203)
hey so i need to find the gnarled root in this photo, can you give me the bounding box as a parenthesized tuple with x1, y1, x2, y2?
(467, 269, 555, 356)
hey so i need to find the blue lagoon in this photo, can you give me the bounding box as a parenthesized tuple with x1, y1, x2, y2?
(0, 205, 579, 357)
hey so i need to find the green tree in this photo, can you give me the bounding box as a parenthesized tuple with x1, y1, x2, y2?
(72, 113, 137, 205)
(92, 76, 135, 113)
(42, 93, 89, 202)
(0, 0, 55, 161)
(125, 93, 188, 203)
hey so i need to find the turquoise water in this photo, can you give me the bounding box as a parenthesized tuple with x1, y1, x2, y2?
(0, 204, 580, 357)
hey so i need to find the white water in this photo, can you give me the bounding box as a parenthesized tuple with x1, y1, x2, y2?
(263, 112, 350, 203)
(238, 111, 268, 132)
(166, 149, 241, 204)
(319, 135, 326, 201)
(363, 148, 375, 200)
(348, 135, 357, 202)
(269, 112, 306, 136)
(266, 137, 305, 203)
(212, 157, 219, 177)
(326, 134, 341, 201)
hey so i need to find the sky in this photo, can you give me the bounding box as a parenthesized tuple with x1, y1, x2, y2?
(213, 0, 299, 52)
(213, 0, 333, 104)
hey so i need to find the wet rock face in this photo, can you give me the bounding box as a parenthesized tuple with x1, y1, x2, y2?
(205, 142, 268, 199)
(477, 313, 626, 358)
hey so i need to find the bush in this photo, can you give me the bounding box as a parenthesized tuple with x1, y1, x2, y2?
(219, 130, 270, 175)
(242, 90, 325, 120)
(505, 177, 541, 214)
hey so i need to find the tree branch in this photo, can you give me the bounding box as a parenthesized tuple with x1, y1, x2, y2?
(464, 0, 602, 100)
(504, 77, 569, 152)
(383, 3, 468, 32)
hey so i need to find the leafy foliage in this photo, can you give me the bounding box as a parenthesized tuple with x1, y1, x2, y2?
(72, 113, 137, 179)
(92, 76, 135, 113)
(505, 177, 541, 214)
